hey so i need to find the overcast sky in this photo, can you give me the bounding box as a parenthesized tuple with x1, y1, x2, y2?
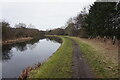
(0, 0, 96, 30)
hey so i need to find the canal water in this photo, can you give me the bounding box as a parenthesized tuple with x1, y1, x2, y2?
(2, 37, 61, 78)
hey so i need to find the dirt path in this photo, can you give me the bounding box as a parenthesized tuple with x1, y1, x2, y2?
(68, 38, 95, 78)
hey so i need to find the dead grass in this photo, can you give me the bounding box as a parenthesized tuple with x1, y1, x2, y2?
(71, 37, 118, 78)
(79, 38, 118, 64)
(2, 37, 33, 45)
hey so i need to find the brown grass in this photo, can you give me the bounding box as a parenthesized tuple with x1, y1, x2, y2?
(2, 37, 33, 45)
(79, 38, 118, 64)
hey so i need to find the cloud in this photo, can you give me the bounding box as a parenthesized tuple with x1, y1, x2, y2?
(1, 0, 96, 3)
(1, 1, 95, 30)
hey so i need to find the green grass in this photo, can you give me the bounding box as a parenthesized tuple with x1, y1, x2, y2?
(71, 37, 118, 78)
(28, 36, 73, 78)
(28, 36, 118, 78)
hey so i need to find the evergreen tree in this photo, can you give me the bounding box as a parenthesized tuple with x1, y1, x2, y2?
(85, 2, 117, 38)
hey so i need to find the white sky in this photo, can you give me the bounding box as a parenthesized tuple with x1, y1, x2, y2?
(0, 0, 96, 30)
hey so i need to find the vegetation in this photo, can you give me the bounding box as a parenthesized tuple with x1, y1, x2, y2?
(85, 2, 118, 39)
(46, 28, 65, 35)
(2, 1, 119, 78)
(1, 21, 45, 41)
(28, 36, 118, 78)
(29, 36, 73, 78)
(2, 2, 119, 43)
(71, 37, 118, 78)
(46, 2, 119, 44)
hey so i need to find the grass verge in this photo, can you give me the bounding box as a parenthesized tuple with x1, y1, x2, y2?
(28, 36, 73, 78)
(71, 37, 118, 78)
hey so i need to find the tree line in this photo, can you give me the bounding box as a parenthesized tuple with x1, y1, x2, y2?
(1, 2, 119, 44)
(46, 1, 120, 44)
(1, 21, 45, 41)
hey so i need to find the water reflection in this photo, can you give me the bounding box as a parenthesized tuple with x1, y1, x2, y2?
(2, 38, 40, 62)
(2, 36, 61, 78)
(45, 36, 62, 43)
(2, 36, 62, 62)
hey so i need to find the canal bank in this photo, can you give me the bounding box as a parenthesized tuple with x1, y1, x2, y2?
(28, 36, 118, 78)
(2, 37, 33, 45)
(28, 36, 73, 78)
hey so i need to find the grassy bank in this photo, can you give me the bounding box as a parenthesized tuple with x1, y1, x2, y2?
(71, 37, 118, 78)
(28, 36, 73, 78)
(28, 36, 118, 78)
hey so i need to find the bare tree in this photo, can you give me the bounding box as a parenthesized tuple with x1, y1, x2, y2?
(15, 23, 26, 28)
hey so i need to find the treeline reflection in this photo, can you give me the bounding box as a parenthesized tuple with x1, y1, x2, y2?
(2, 36, 62, 62)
